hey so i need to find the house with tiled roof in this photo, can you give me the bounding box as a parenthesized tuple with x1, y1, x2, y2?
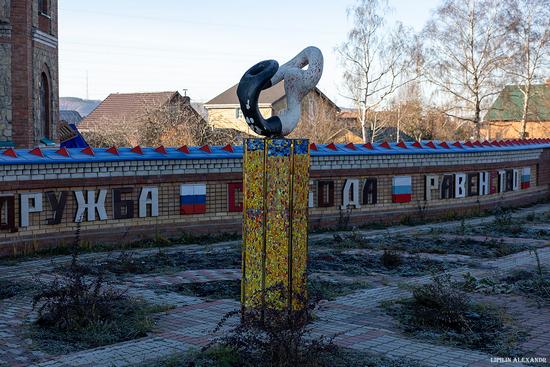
(78, 91, 207, 146)
(204, 82, 340, 136)
(482, 82, 550, 139)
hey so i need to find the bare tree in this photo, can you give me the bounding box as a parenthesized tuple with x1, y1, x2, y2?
(389, 83, 429, 141)
(289, 93, 341, 143)
(503, 0, 550, 138)
(140, 101, 239, 146)
(337, 0, 421, 143)
(423, 0, 509, 139)
(84, 116, 138, 147)
(83, 100, 239, 147)
(426, 106, 475, 141)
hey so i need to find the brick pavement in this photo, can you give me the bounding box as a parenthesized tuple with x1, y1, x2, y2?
(0, 204, 548, 367)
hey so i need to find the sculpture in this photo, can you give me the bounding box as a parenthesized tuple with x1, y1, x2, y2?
(239, 47, 323, 316)
(237, 46, 324, 137)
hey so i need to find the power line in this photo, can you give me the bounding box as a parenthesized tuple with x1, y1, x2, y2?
(60, 8, 338, 36)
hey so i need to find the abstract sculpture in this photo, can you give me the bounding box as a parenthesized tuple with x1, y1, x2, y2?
(239, 47, 323, 315)
(237, 46, 324, 137)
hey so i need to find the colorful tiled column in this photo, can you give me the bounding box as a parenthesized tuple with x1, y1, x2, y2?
(242, 138, 310, 313)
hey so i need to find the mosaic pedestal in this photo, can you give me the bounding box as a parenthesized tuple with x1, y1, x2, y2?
(242, 138, 310, 313)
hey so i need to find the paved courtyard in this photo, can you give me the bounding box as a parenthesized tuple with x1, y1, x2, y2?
(0, 204, 549, 367)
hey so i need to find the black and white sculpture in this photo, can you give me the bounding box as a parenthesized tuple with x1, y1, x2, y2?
(237, 46, 324, 138)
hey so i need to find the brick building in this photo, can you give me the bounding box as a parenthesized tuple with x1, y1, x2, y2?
(482, 82, 550, 139)
(0, 0, 59, 148)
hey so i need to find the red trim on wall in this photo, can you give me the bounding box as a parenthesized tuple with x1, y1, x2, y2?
(228, 182, 243, 212)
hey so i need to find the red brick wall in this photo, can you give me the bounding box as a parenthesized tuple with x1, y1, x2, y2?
(11, 0, 33, 147)
(538, 148, 550, 187)
(10, 0, 59, 148)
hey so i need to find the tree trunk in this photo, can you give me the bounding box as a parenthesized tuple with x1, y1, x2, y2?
(520, 86, 530, 139)
(361, 122, 369, 144)
(396, 107, 401, 143)
(474, 100, 481, 140)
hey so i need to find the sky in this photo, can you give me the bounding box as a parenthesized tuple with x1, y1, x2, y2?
(58, 0, 441, 106)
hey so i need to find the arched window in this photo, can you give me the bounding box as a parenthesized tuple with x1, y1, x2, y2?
(39, 72, 51, 139)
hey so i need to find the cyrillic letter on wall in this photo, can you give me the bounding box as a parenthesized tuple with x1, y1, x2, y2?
(139, 187, 159, 218)
(341, 179, 361, 209)
(20, 193, 43, 227)
(74, 190, 108, 222)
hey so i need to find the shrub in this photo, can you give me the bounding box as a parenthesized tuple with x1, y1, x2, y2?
(31, 225, 159, 352)
(493, 208, 513, 227)
(385, 275, 523, 355)
(410, 274, 471, 331)
(208, 284, 338, 367)
(504, 251, 549, 306)
(0, 280, 31, 300)
(381, 250, 403, 269)
(489, 240, 516, 257)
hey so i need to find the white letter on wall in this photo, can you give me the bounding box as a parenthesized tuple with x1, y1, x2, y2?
(341, 179, 361, 209)
(74, 190, 108, 222)
(139, 187, 159, 218)
(479, 172, 489, 196)
(20, 193, 43, 227)
(425, 175, 439, 201)
(455, 173, 466, 198)
(498, 170, 506, 193)
(513, 169, 520, 191)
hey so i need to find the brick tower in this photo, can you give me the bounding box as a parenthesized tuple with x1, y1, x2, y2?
(0, 0, 59, 148)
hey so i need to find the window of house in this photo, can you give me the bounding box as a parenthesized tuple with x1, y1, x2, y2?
(38, 0, 48, 14)
(39, 72, 51, 139)
(235, 108, 243, 119)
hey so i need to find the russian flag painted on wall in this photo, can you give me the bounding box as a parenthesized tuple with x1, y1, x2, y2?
(521, 167, 531, 189)
(392, 176, 412, 203)
(180, 184, 207, 215)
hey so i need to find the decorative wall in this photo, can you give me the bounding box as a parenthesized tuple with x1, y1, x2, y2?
(0, 139, 549, 256)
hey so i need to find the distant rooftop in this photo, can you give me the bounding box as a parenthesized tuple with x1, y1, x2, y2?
(59, 97, 101, 117)
(206, 82, 287, 105)
(205, 82, 339, 111)
(60, 110, 83, 125)
(485, 83, 550, 122)
(78, 91, 183, 132)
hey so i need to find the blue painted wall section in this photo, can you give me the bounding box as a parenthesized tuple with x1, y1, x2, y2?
(1, 139, 549, 165)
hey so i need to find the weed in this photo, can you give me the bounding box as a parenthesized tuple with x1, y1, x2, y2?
(0, 280, 33, 300)
(207, 284, 336, 367)
(381, 250, 403, 269)
(31, 223, 161, 354)
(90, 248, 241, 276)
(169, 280, 241, 301)
(309, 251, 451, 277)
(384, 275, 524, 355)
(168, 279, 369, 302)
(459, 218, 467, 235)
(337, 207, 352, 230)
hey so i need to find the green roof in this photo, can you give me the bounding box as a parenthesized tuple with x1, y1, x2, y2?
(485, 84, 550, 122)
